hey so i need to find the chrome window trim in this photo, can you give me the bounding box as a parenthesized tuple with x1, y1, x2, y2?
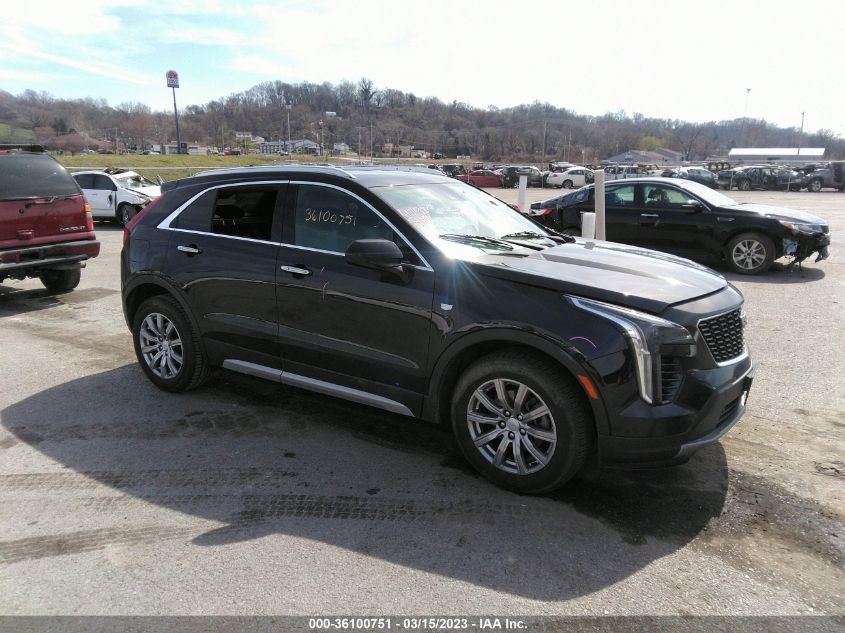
(276, 242, 431, 271)
(287, 180, 432, 271)
(157, 179, 433, 271)
(157, 179, 289, 231)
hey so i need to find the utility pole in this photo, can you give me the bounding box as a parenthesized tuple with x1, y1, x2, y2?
(541, 119, 547, 162)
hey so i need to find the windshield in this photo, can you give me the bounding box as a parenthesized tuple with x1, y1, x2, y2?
(372, 182, 553, 254)
(115, 173, 157, 189)
(676, 180, 740, 207)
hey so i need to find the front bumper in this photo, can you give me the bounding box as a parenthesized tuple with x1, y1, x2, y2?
(597, 357, 754, 466)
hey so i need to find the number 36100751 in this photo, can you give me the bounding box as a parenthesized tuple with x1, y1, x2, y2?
(305, 208, 356, 226)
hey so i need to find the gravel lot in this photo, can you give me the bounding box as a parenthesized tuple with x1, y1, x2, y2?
(0, 186, 842, 617)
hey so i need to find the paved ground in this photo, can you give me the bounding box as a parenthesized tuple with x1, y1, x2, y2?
(0, 187, 842, 616)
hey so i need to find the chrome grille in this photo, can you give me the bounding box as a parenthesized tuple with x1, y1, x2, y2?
(699, 309, 744, 363)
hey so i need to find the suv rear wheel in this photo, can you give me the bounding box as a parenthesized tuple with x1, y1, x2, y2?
(451, 350, 590, 493)
(40, 268, 81, 293)
(132, 295, 209, 392)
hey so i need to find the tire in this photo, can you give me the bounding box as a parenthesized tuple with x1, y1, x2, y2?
(450, 350, 591, 494)
(737, 179, 751, 191)
(131, 295, 209, 392)
(562, 179, 573, 189)
(807, 179, 823, 193)
(40, 268, 81, 293)
(725, 232, 775, 275)
(116, 203, 137, 226)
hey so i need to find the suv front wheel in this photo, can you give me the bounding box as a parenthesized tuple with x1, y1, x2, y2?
(132, 295, 209, 392)
(726, 232, 775, 275)
(451, 351, 591, 494)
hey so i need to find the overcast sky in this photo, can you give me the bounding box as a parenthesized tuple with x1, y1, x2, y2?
(0, 0, 842, 136)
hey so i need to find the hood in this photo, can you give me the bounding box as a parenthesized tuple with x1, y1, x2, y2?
(732, 203, 827, 225)
(470, 239, 727, 314)
(127, 185, 161, 198)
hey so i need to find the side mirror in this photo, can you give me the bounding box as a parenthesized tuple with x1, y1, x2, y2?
(345, 239, 409, 283)
(682, 199, 704, 212)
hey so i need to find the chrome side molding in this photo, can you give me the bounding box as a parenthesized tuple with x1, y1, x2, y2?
(222, 359, 414, 417)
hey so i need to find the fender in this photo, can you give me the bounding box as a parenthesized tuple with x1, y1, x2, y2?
(122, 272, 199, 335)
(422, 327, 610, 435)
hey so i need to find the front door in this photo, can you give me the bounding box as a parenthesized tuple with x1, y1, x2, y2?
(275, 182, 435, 414)
(633, 183, 717, 260)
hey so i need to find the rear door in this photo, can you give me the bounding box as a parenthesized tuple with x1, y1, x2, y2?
(603, 183, 646, 245)
(162, 181, 285, 368)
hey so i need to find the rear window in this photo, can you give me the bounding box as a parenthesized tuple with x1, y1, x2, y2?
(0, 153, 80, 200)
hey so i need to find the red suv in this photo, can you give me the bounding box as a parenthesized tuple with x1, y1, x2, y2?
(0, 145, 100, 292)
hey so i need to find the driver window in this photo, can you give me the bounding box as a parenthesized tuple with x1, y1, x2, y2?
(293, 185, 415, 261)
(644, 185, 688, 208)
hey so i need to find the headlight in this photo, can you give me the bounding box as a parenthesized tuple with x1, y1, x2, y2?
(567, 296, 695, 405)
(778, 220, 824, 234)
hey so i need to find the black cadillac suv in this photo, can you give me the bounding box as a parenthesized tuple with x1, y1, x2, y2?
(121, 166, 754, 493)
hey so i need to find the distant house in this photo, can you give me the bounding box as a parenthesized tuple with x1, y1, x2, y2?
(258, 139, 320, 155)
(727, 147, 825, 164)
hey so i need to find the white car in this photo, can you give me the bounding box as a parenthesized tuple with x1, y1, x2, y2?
(71, 169, 161, 225)
(545, 166, 593, 189)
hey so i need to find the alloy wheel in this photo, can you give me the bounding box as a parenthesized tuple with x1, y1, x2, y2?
(732, 239, 766, 271)
(466, 378, 557, 475)
(139, 312, 184, 379)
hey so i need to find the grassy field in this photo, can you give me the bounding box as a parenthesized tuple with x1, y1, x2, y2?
(55, 153, 322, 182)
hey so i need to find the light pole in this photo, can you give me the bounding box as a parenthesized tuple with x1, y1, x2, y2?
(166, 70, 181, 154)
(286, 104, 291, 162)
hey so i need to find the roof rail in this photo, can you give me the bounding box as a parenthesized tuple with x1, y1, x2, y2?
(192, 164, 358, 179)
(0, 143, 45, 152)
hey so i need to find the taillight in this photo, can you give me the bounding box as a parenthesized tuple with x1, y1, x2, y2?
(124, 194, 163, 246)
(535, 208, 553, 216)
(84, 202, 94, 231)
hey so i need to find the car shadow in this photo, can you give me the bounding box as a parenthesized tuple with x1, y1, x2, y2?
(723, 262, 826, 284)
(0, 285, 119, 316)
(1, 366, 729, 600)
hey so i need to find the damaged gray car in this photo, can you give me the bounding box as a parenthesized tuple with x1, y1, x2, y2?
(528, 178, 831, 275)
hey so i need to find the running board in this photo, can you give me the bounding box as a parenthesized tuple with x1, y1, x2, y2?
(222, 359, 414, 417)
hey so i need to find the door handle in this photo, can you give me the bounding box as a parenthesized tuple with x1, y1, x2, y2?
(640, 213, 659, 218)
(280, 264, 312, 276)
(177, 244, 201, 255)
(107, 194, 113, 206)
(716, 216, 735, 222)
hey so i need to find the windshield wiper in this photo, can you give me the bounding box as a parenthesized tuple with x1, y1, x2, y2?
(438, 233, 514, 250)
(501, 230, 575, 245)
